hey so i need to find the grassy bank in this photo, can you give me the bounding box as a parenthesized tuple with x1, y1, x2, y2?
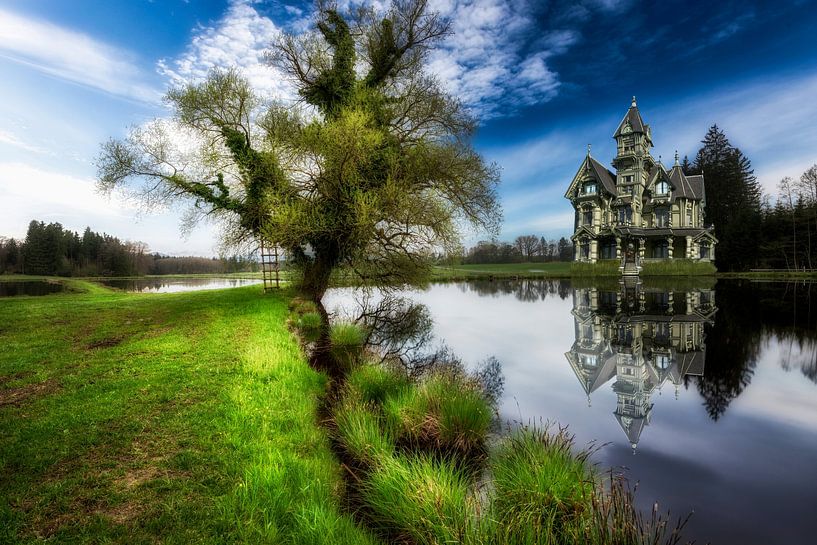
(432, 262, 572, 280)
(0, 280, 375, 544)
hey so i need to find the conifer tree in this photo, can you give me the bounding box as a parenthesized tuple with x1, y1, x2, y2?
(694, 125, 762, 270)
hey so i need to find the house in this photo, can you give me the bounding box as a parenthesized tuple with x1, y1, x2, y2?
(564, 98, 717, 274)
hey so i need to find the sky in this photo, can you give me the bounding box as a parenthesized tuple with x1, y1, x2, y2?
(1, 0, 816, 255)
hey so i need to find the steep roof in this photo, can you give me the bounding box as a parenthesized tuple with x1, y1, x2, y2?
(668, 165, 704, 200)
(588, 157, 617, 195)
(614, 97, 647, 137)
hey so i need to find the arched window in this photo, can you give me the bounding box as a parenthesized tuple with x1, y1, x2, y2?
(655, 180, 670, 194)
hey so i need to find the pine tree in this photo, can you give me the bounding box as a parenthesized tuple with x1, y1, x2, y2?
(694, 125, 762, 270)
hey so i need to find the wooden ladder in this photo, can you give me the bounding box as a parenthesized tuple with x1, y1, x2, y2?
(259, 239, 281, 291)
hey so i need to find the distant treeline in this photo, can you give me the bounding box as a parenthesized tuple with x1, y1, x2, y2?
(460, 236, 573, 264)
(0, 220, 258, 277)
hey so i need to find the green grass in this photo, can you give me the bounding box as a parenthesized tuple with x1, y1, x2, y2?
(432, 262, 572, 280)
(361, 453, 477, 545)
(641, 259, 717, 276)
(490, 427, 594, 544)
(333, 397, 395, 464)
(0, 280, 377, 544)
(570, 259, 620, 277)
(346, 363, 411, 405)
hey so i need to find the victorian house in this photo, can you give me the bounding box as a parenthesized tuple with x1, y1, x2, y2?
(564, 98, 717, 274)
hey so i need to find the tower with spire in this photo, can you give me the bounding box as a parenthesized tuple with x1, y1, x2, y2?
(564, 98, 718, 274)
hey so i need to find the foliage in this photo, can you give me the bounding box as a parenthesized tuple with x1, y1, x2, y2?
(462, 236, 573, 265)
(97, 0, 501, 303)
(333, 396, 395, 464)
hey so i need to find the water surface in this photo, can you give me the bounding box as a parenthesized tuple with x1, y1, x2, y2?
(326, 279, 817, 545)
(97, 277, 262, 293)
(0, 280, 66, 297)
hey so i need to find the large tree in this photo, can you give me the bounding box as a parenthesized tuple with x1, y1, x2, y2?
(693, 125, 762, 271)
(97, 0, 500, 310)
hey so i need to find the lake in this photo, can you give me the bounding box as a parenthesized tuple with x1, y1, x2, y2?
(325, 278, 817, 545)
(97, 277, 262, 293)
(0, 280, 66, 297)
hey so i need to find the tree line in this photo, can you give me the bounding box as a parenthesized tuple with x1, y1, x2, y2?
(685, 125, 817, 271)
(0, 220, 258, 276)
(461, 236, 573, 264)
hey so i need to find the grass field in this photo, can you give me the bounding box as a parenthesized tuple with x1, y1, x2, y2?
(433, 262, 573, 279)
(0, 280, 375, 544)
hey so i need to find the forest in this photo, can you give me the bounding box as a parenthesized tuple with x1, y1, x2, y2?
(0, 220, 258, 276)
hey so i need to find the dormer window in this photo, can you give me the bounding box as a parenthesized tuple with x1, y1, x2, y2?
(655, 180, 669, 195)
(582, 181, 597, 195)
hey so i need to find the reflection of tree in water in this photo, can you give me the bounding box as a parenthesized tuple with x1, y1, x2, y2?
(462, 279, 571, 302)
(333, 291, 504, 397)
(698, 280, 817, 419)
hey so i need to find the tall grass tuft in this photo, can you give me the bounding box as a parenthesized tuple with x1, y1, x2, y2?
(346, 363, 410, 405)
(382, 372, 493, 455)
(334, 396, 395, 465)
(360, 453, 478, 545)
(489, 426, 595, 543)
(330, 322, 367, 368)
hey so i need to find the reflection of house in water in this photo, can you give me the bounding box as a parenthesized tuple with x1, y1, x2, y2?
(565, 281, 716, 451)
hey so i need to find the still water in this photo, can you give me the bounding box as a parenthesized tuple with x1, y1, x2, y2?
(97, 277, 262, 293)
(325, 279, 817, 545)
(0, 280, 65, 297)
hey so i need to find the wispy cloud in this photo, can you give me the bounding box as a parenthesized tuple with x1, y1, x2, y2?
(0, 129, 49, 155)
(0, 8, 160, 103)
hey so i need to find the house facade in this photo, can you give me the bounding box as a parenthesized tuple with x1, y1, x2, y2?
(564, 98, 717, 274)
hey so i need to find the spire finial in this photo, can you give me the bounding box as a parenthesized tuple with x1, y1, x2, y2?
(658, 154, 662, 164)
(631, 96, 637, 107)
(674, 150, 680, 165)
(587, 143, 592, 157)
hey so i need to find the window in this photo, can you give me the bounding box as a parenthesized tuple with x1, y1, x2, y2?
(582, 181, 597, 195)
(623, 175, 634, 183)
(654, 354, 671, 370)
(583, 210, 593, 226)
(601, 240, 617, 259)
(700, 243, 711, 259)
(653, 241, 669, 259)
(581, 243, 590, 259)
(617, 206, 632, 224)
(654, 207, 668, 227)
(686, 207, 693, 226)
(655, 180, 669, 194)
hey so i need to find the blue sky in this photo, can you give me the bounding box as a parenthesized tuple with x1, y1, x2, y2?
(1, 0, 816, 255)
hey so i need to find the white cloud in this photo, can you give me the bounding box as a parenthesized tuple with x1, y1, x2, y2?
(0, 8, 160, 103)
(157, 0, 296, 101)
(158, 0, 577, 117)
(427, 0, 577, 118)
